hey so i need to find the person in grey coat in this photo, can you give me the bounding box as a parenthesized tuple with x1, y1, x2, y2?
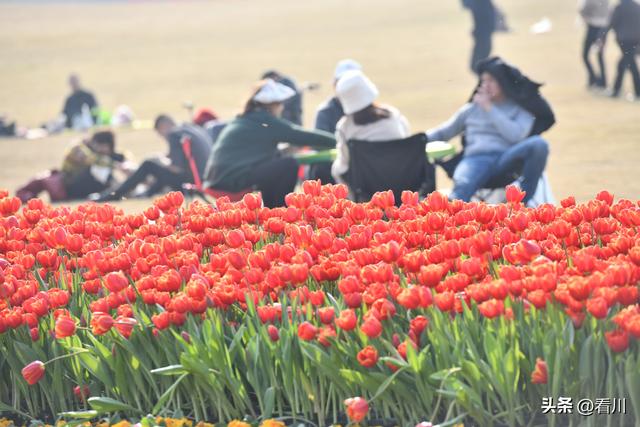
(427, 58, 552, 204)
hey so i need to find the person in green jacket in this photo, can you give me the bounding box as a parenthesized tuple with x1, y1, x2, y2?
(203, 79, 336, 208)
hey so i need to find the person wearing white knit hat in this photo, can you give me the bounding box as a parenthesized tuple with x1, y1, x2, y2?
(204, 79, 336, 208)
(310, 59, 364, 184)
(315, 59, 364, 134)
(331, 71, 411, 185)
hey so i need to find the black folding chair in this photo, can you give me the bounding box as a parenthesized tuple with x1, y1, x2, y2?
(345, 133, 436, 205)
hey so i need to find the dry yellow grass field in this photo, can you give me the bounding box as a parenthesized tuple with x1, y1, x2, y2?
(1, 0, 638, 211)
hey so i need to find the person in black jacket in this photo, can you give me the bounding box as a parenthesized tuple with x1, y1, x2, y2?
(609, 0, 640, 99)
(62, 74, 98, 129)
(261, 70, 304, 125)
(463, 0, 497, 73)
(97, 115, 212, 201)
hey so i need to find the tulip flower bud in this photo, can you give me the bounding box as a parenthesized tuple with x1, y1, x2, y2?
(22, 361, 45, 385)
(344, 397, 369, 423)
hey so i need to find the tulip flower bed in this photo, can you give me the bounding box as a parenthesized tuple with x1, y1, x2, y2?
(0, 184, 639, 427)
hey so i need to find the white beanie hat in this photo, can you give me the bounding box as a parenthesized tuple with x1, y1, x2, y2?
(335, 71, 379, 115)
(253, 79, 296, 104)
(334, 59, 362, 81)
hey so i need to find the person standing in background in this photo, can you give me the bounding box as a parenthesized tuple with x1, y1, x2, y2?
(579, 0, 610, 89)
(62, 74, 98, 129)
(608, 0, 640, 99)
(462, 0, 497, 74)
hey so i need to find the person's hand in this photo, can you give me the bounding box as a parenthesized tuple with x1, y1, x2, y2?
(473, 87, 493, 112)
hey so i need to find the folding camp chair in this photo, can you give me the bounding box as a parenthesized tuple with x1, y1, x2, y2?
(345, 133, 436, 205)
(180, 136, 252, 203)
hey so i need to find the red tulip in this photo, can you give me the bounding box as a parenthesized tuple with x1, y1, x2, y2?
(478, 299, 504, 319)
(586, 297, 608, 319)
(410, 315, 429, 337)
(434, 291, 455, 312)
(505, 185, 525, 204)
(357, 345, 378, 368)
(625, 314, 640, 339)
(605, 329, 629, 353)
(21, 360, 45, 385)
(152, 311, 170, 330)
(90, 312, 114, 335)
(335, 309, 357, 331)
(74, 385, 90, 401)
(225, 229, 246, 249)
(242, 193, 262, 210)
(317, 307, 335, 325)
(344, 397, 369, 423)
(297, 321, 318, 341)
(267, 325, 279, 342)
(531, 358, 548, 384)
(55, 316, 76, 338)
(114, 316, 137, 339)
(360, 316, 382, 339)
(397, 287, 421, 310)
(103, 272, 129, 293)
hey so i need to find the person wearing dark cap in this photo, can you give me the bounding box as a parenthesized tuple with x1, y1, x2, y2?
(427, 57, 555, 204)
(463, 0, 497, 73)
(261, 70, 303, 125)
(203, 79, 335, 208)
(97, 115, 212, 201)
(62, 74, 98, 129)
(608, 0, 640, 99)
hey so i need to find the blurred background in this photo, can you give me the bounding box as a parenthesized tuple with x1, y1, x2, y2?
(1, 0, 638, 209)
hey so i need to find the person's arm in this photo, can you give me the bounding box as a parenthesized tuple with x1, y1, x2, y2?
(62, 96, 73, 128)
(486, 106, 535, 143)
(87, 92, 98, 109)
(269, 116, 336, 149)
(426, 104, 472, 142)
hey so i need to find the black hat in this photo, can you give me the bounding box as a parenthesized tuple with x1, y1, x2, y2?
(475, 57, 543, 102)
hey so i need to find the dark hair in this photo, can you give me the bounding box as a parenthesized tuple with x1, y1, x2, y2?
(154, 114, 174, 130)
(352, 104, 391, 125)
(91, 130, 115, 152)
(261, 70, 281, 80)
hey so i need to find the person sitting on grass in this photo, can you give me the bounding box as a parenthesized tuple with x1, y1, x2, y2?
(16, 130, 127, 202)
(331, 70, 411, 185)
(427, 57, 555, 205)
(203, 79, 335, 208)
(97, 115, 212, 201)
